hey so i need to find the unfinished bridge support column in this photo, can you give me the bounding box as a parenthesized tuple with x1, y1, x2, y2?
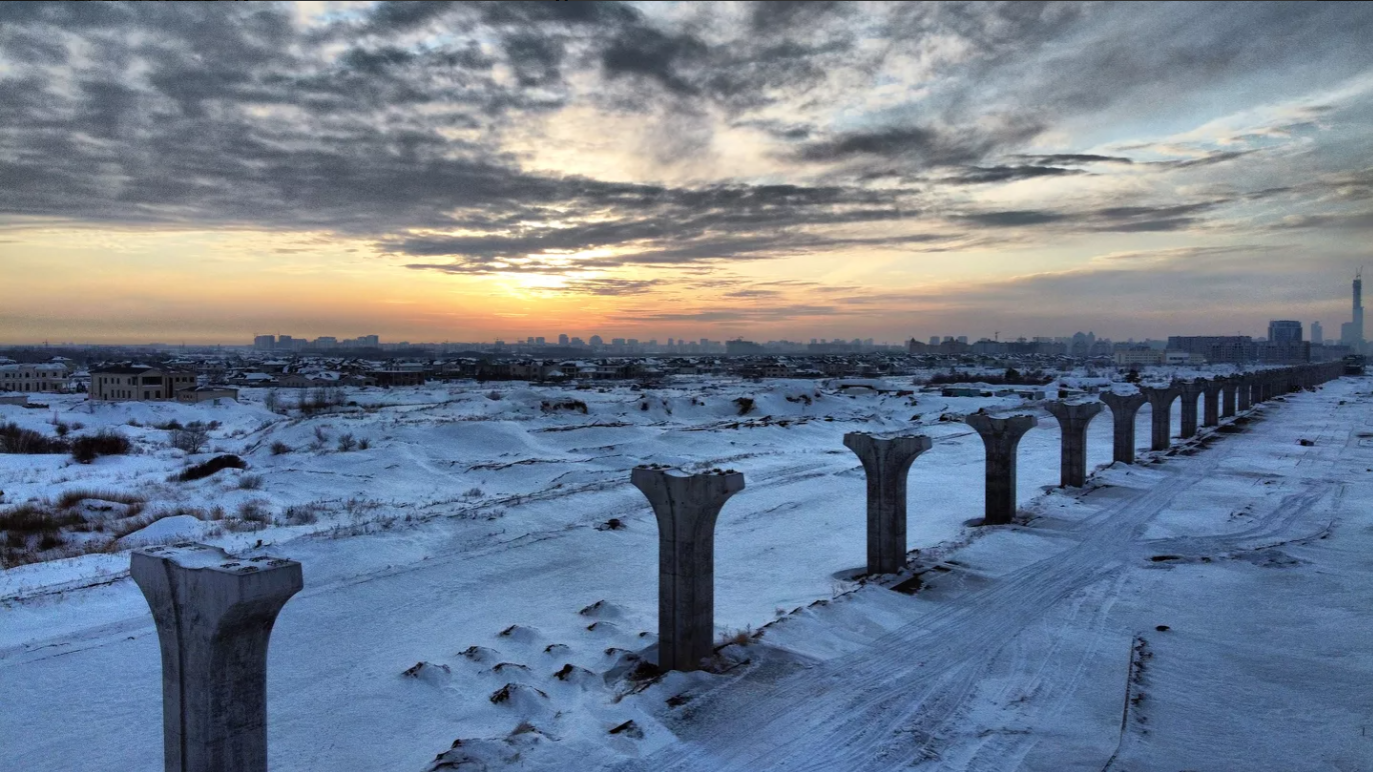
(131, 543, 303, 772)
(965, 414, 1038, 525)
(1142, 384, 1180, 451)
(1178, 380, 1204, 439)
(1202, 379, 1222, 427)
(1238, 376, 1254, 411)
(844, 432, 934, 576)
(1101, 391, 1148, 464)
(1222, 378, 1238, 418)
(632, 466, 745, 672)
(1045, 401, 1103, 488)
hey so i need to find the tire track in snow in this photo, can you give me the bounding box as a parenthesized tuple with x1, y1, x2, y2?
(612, 451, 1231, 772)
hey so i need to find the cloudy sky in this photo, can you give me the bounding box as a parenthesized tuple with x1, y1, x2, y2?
(2, 1, 1372, 345)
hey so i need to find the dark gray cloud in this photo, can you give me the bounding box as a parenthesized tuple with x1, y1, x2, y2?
(943, 165, 1084, 185)
(552, 278, 662, 296)
(957, 202, 1221, 232)
(792, 122, 1044, 169)
(1015, 154, 1135, 165)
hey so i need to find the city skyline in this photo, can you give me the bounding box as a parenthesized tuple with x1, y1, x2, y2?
(2, 3, 1372, 344)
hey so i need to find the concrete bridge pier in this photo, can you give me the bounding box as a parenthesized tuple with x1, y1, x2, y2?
(965, 414, 1038, 525)
(1045, 401, 1103, 487)
(844, 432, 934, 575)
(1178, 380, 1204, 438)
(1142, 384, 1180, 451)
(1101, 391, 1148, 464)
(1221, 378, 1238, 418)
(131, 544, 303, 772)
(1238, 376, 1254, 411)
(1202, 379, 1222, 427)
(632, 466, 745, 672)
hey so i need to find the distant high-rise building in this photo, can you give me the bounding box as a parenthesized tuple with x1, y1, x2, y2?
(1311, 322, 1323, 345)
(956, 336, 968, 344)
(558, 334, 569, 346)
(1268, 320, 1302, 344)
(1342, 270, 1364, 349)
(589, 335, 604, 347)
(929, 336, 940, 346)
(253, 335, 275, 351)
(535, 337, 545, 346)
(526, 336, 535, 346)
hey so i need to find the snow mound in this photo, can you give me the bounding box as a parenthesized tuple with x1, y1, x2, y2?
(118, 514, 204, 546)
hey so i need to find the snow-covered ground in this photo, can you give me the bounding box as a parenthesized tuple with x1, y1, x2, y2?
(2, 373, 1369, 771)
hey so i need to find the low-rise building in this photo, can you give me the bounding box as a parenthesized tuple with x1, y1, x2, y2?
(175, 386, 239, 404)
(369, 370, 424, 387)
(90, 366, 196, 401)
(1114, 349, 1164, 366)
(0, 363, 69, 393)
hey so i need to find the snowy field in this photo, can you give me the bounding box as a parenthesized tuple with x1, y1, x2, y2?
(2, 373, 1370, 771)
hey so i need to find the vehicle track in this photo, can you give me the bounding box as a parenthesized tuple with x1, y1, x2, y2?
(607, 393, 1357, 772)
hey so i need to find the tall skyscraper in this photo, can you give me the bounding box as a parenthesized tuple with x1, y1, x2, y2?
(1311, 321, 1323, 345)
(1341, 269, 1364, 349)
(1356, 269, 1364, 343)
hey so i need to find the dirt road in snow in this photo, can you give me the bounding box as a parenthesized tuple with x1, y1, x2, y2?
(607, 383, 1373, 772)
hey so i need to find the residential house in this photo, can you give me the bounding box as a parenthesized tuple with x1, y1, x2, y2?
(90, 366, 196, 401)
(0, 362, 69, 393)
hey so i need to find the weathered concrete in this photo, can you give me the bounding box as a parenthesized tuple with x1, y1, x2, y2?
(844, 432, 934, 575)
(631, 465, 745, 672)
(1045, 401, 1103, 487)
(1221, 378, 1238, 418)
(1177, 380, 1204, 438)
(131, 543, 303, 772)
(1101, 391, 1148, 464)
(965, 413, 1038, 525)
(1238, 376, 1254, 411)
(1202, 379, 1222, 427)
(1141, 384, 1180, 451)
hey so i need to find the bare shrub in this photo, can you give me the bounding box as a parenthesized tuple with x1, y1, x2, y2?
(224, 499, 272, 531)
(264, 389, 283, 414)
(310, 425, 331, 452)
(174, 454, 247, 482)
(71, 431, 131, 464)
(718, 626, 757, 647)
(733, 397, 755, 416)
(237, 474, 263, 490)
(299, 387, 345, 416)
(283, 502, 325, 525)
(336, 433, 357, 452)
(343, 497, 382, 522)
(540, 399, 588, 414)
(0, 422, 68, 454)
(1, 503, 85, 566)
(357, 437, 370, 450)
(55, 488, 145, 510)
(169, 422, 210, 454)
(269, 440, 292, 455)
